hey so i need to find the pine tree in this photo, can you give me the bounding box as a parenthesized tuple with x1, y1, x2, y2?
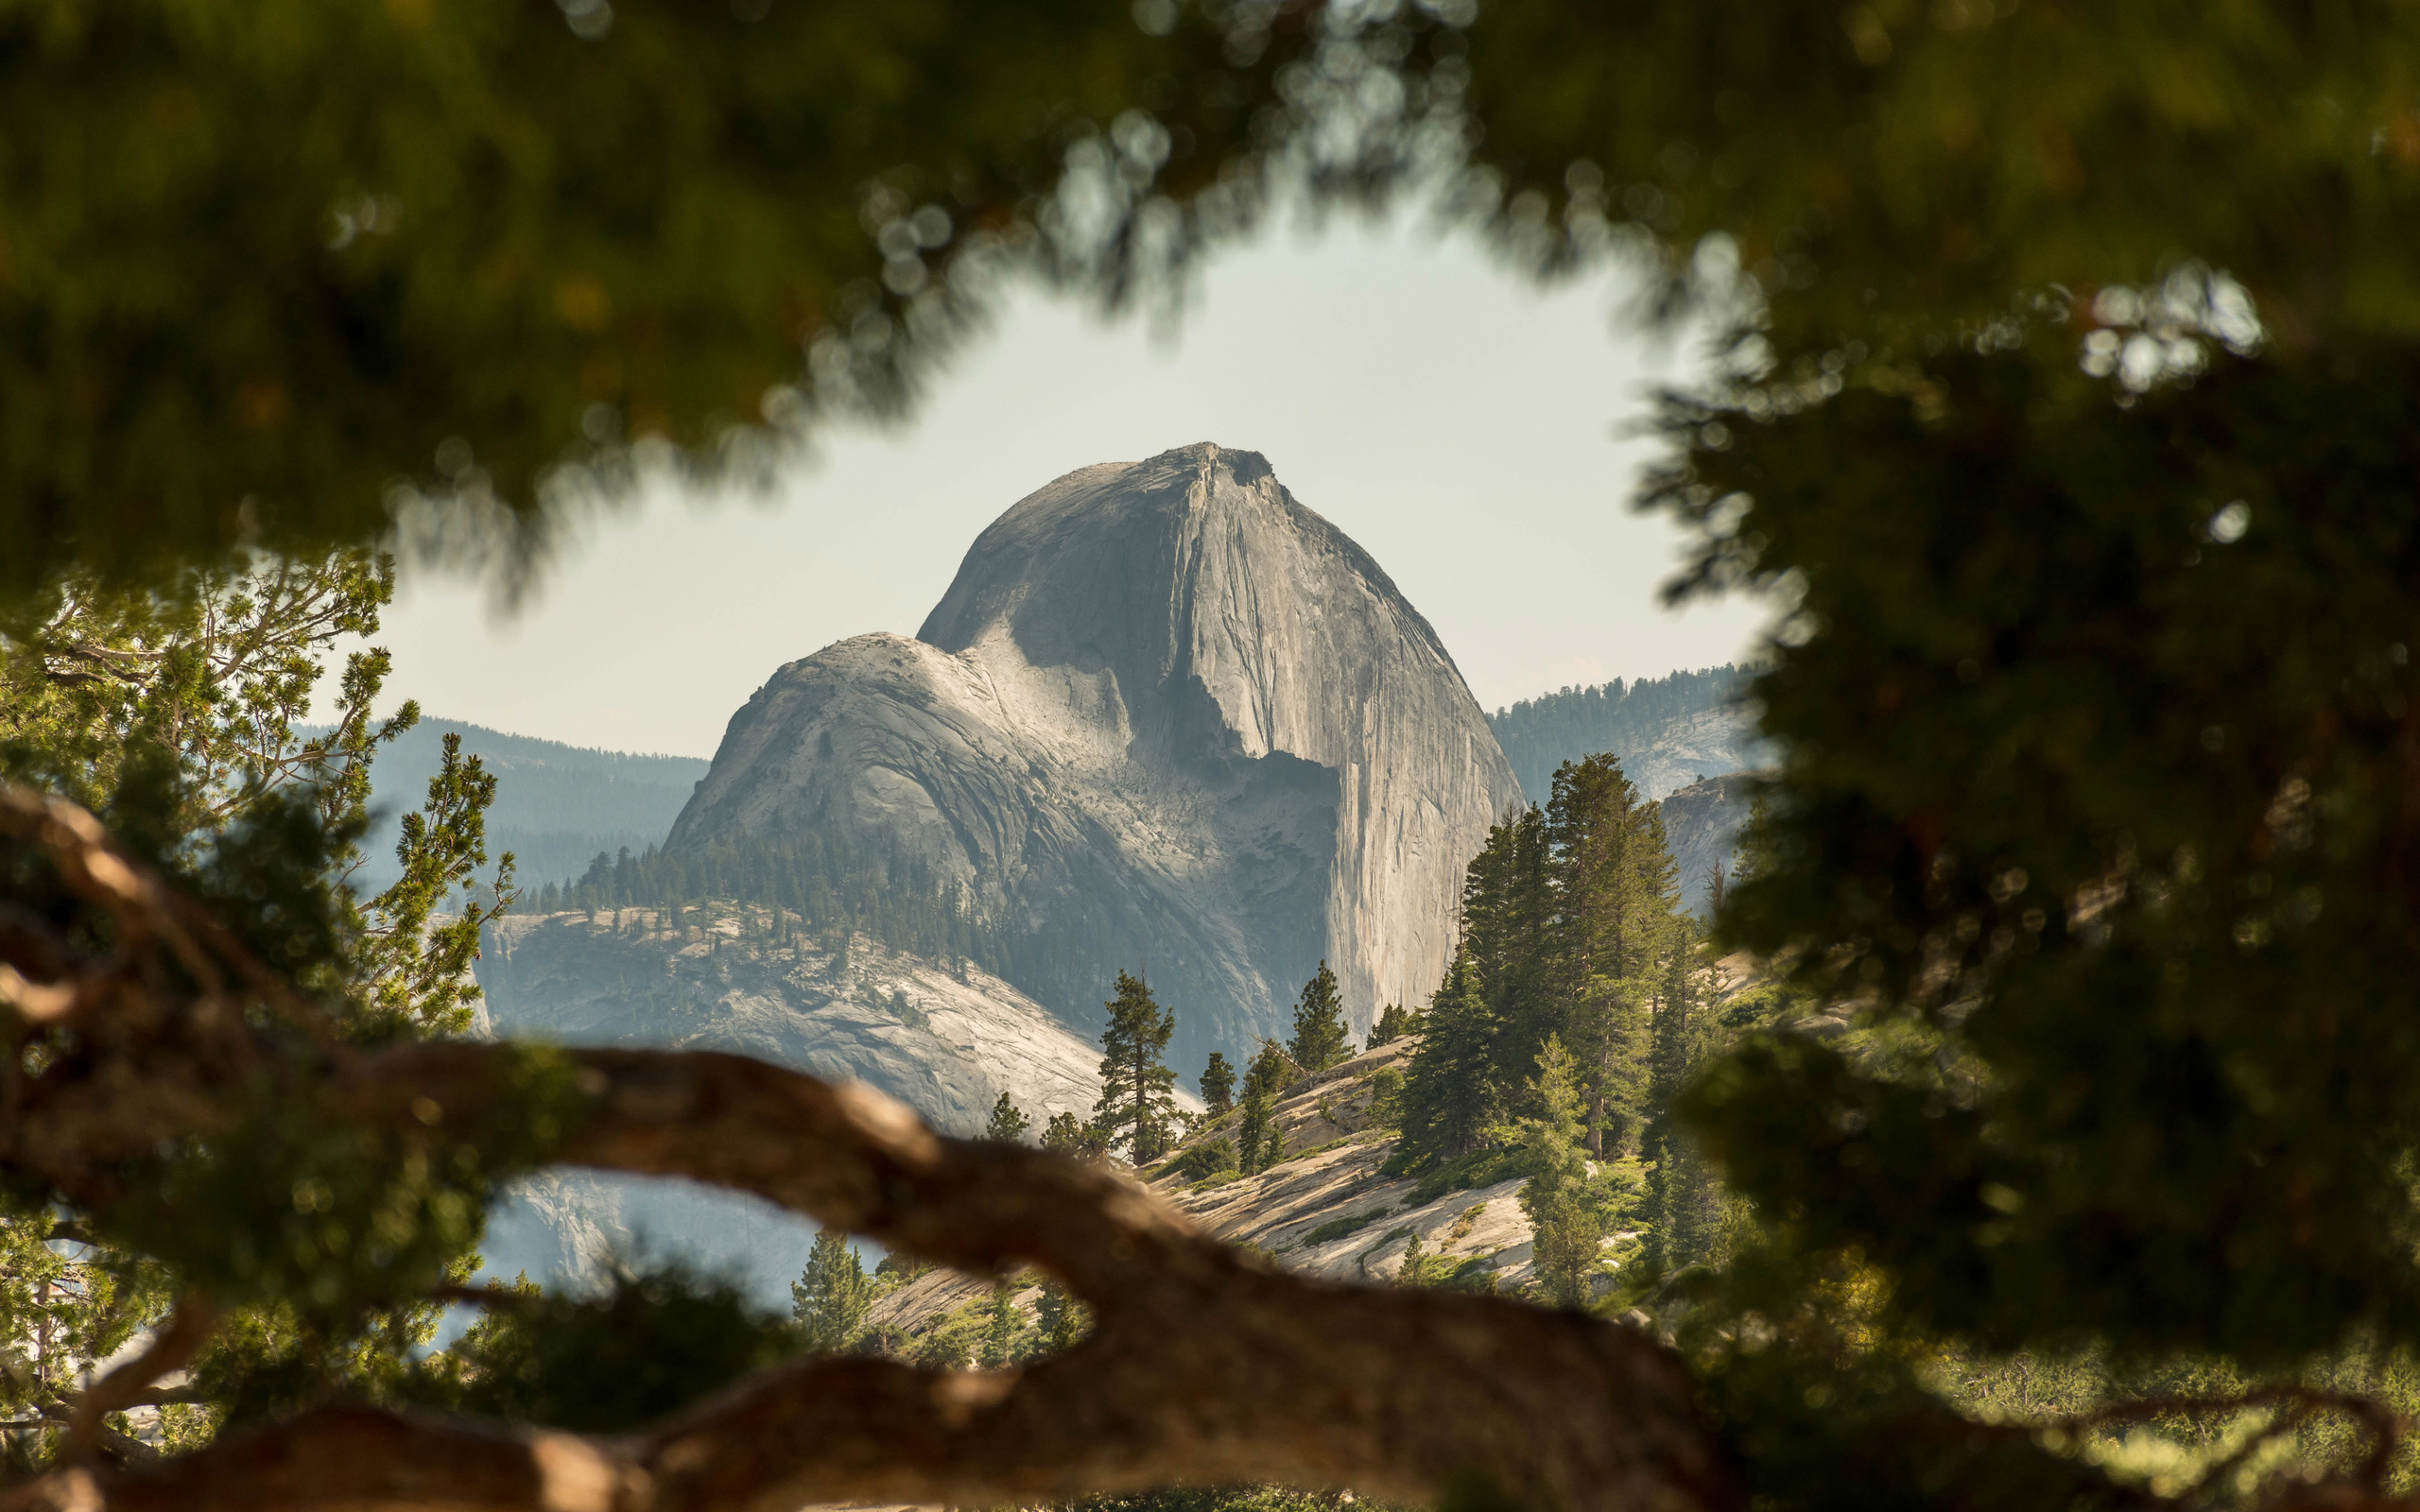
(790, 1228, 874, 1355)
(1090, 971, 1178, 1163)
(1504, 1035, 1601, 1309)
(1397, 943, 1497, 1168)
(1033, 1280, 1089, 1355)
(1236, 1040, 1294, 1176)
(983, 1091, 1030, 1144)
(978, 1283, 1019, 1367)
(1547, 755, 1678, 1158)
(1643, 927, 1722, 1273)
(1041, 1111, 1085, 1157)
(1367, 1003, 1420, 1047)
(1199, 1052, 1236, 1117)
(1454, 804, 1558, 1105)
(1287, 961, 1354, 1074)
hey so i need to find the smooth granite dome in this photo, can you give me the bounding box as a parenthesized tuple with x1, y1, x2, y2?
(667, 444, 1521, 1059)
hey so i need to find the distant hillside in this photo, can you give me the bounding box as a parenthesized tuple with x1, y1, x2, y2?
(350, 717, 707, 893)
(1488, 666, 1760, 801)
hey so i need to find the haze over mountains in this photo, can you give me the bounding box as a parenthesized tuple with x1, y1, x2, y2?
(352, 720, 704, 893)
(358, 445, 1758, 1299)
(1488, 667, 1760, 803)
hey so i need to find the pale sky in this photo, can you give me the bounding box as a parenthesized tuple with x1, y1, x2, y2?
(357, 205, 1768, 759)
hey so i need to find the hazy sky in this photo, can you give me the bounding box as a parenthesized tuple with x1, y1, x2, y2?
(358, 206, 1770, 758)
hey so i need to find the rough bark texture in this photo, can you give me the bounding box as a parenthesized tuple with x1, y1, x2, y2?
(664, 444, 1523, 1062)
(0, 784, 1738, 1512)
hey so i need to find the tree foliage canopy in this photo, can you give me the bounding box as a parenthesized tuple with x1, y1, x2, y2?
(17, 1, 2418, 597)
(10, 0, 2420, 1505)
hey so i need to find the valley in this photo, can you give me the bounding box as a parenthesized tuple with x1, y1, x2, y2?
(379, 445, 1760, 1301)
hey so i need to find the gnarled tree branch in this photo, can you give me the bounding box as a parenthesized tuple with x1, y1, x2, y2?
(0, 782, 1742, 1512)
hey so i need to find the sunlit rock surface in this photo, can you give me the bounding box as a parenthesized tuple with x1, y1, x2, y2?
(1658, 772, 1755, 917)
(472, 912, 1109, 1304)
(669, 443, 1522, 1062)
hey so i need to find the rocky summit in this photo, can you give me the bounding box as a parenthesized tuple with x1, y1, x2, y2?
(669, 444, 1521, 1059)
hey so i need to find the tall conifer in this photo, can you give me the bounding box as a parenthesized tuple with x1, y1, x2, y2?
(1643, 927, 1722, 1272)
(1397, 943, 1497, 1166)
(1199, 1053, 1236, 1117)
(1236, 1040, 1293, 1175)
(1367, 1003, 1419, 1047)
(983, 1091, 1030, 1144)
(1547, 755, 1678, 1157)
(791, 1228, 874, 1354)
(1091, 971, 1177, 1163)
(1505, 1035, 1601, 1309)
(1287, 961, 1353, 1074)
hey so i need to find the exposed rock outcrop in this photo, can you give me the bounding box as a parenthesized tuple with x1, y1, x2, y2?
(866, 1037, 1551, 1343)
(478, 908, 1105, 1134)
(472, 907, 1115, 1304)
(1657, 772, 1756, 917)
(668, 444, 1522, 1061)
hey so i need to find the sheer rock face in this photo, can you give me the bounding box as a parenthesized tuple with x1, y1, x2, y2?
(1659, 772, 1755, 918)
(668, 444, 1520, 1060)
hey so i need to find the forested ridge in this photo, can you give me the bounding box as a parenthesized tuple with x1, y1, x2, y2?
(533, 829, 1006, 974)
(345, 717, 705, 892)
(1488, 667, 1746, 801)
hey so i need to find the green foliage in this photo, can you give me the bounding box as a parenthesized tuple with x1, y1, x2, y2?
(905, 1293, 1010, 1370)
(414, 1263, 797, 1433)
(1641, 933, 1725, 1275)
(1041, 1112, 1110, 1161)
(791, 1228, 876, 1355)
(112, 1047, 579, 1320)
(1405, 1147, 1533, 1209)
(1170, 1140, 1239, 1183)
(1663, 332, 2420, 1367)
(979, 1284, 1022, 1368)
(1093, 971, 1179, 1164)
(983, 1091, 1031, 1145)
(1396, 945, 1495, 1167)
(1362, 1066, 1407, 1130)
(1198, 1052, 1236, 1117)
(21, 0, 2420, 1496)
(1365, 1002, 1421, 1047)
(1501, 1036, 1601, 1309)
(1545, 754, 1678, 1156)
(1489, 667, 1745, 804)
(0, 1197, 168, 1452)
(1285, 961, 1353, 1074)
(1235, 1040, 1295, 1177)
(1396, 760, 1692, 1174)
(0, 0, 1381, 593)
(1033, 1278, 1090, 1356)
(0, 552, 518, 1451)
(1304, 1209, 1392, 1246)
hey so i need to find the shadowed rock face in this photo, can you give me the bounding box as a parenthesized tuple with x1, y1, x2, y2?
(668, 444, 1520, 1061)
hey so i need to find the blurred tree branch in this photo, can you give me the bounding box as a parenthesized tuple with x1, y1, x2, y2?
(0, 783, 1732, 1511)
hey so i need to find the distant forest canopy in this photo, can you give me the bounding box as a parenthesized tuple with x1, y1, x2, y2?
(340, 717, 708, 892)
(1486, 666, 1749, 802)
(533, 828, 1007, 974)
